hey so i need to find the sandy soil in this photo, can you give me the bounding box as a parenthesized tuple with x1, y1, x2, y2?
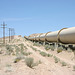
(0, 36, 75, 75)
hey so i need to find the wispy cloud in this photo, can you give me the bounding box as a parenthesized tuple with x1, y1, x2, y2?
(0, 18, 32, 21)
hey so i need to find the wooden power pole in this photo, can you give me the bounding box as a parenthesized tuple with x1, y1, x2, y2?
(1, 22, 7, 44)
(9, 28, 11, 42)
(11, 28, 15, 41)
(9, 28, 15, 42)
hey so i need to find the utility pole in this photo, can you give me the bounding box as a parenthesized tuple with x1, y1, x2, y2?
(12, 28, 15, 39)
(13, 28, 15, 35)
(11, 28, 15, 40)
(1, 22, 7, 44)
(8, 28, 15, 42)
(9, 28, 11, 42)
(11, 28, 13, 40)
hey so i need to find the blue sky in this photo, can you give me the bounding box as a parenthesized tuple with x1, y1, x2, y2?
(0, 0, 75, 37)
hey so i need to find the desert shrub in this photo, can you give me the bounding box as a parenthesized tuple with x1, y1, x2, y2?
(20, 44, 27, 54)
(57, 47, 63, 53)
(55, 58, 59, 63)
(47, 54, 51, 57)
(40, 51, 47, 57)
(61, 61, 67, 66)
(0, 49, 3, 54)
(17, 39, 21, 42)
(73, 65, 75, 71)
(71, 45, 75, 60)
(22, 52, 29, 56)
(14, 57, 22, 63)
(38, 50, 41, 52)
(18, 44, 24, 54)
(6, 64, 11, 67)
(50, 45, 55, 51)
(13, 39, 21, 42)
(27, 52, 32, 55)
(54, 56, 60, 63)
(14, 54, 25, 63)
(67, 48, 72, 52)
(33, 42, 41, 47)
(0, 43, 5, 48)
(6, 45, 13, 55)
(57, 49, 62, 53)
(24, 46, 28, 50)
(27, 44, 29, 47)
(40, 51, 53, 57)
(47, 54, 53, 57)
(25, 57, 37, 68)
(5, 64, 12, 72)
(18, 43, 27, 54)
(0, 39, 2, 42)
(45, 45, 51, 50)
(30, 46, 37, 51)
(25, 57, 34, 68)
(15, 45, 20, 56)
(18, 43, 24, 47)
(74, 50, 75, 59)
(15, 44, 30, 56)
(38, 60, 42, 64)
(23, 52, 32, 56)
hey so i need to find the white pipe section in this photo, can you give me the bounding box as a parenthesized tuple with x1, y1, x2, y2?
(28, 36, 35, 41)
(39, 33, 46, 41)
(46, 31, 59, 42)
(59, 27, 75, 44)
(35, 35, 39, 41)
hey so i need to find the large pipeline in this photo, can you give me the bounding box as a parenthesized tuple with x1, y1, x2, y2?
(27, 27, 75, 44)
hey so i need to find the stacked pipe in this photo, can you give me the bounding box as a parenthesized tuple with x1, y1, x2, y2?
(27, 27, 75, 44)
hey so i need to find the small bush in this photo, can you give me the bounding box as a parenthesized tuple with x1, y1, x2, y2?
(38, 50, 41, 52)
(57, 47, 63, 53)
(54, 57, 60, 63)
(25, 57, 37, 68)
(0, 43, 5, 48)
(6, 45, 13, 55)
(50, 45, 55, 51)
(33, 42, 41, 47)
(47, 54, 51, 57)
(17, 39, 21, 42)
(24, 46, 28, 50)
(0, 49, 3, 54)
(55, 58, 59, 63)
(28, 52, 32, 55)
(47, 54, 53, 57)
(61, 61, 67, 66)
(27, 44, 29, 47)
(73, 65, 75, 71)
(14, 57, 22, 63)
(40, 51, 47, 57)
(45, 45, 51, 50)
(31, 46, 37, 51)
(57, 49, 62, 53)
(5, 64, 12, 72)
(67, 48, 72, 52)
(38, 60, 42, 64)
(23, 52, 32, 56)
(15, 46, 20, 56)
(18, 43, 28, 50)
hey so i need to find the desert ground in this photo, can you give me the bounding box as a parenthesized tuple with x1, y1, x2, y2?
(0, 35, 75, 75)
